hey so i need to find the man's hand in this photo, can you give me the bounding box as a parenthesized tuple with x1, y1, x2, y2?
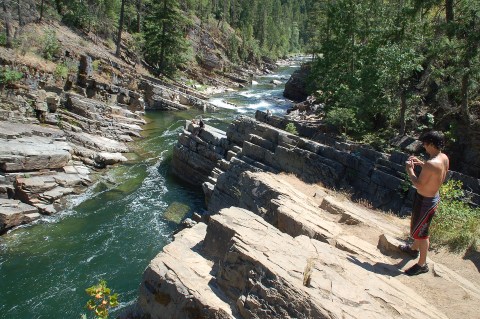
(406, 158, 415, 170)
(408, 156, 425, 167)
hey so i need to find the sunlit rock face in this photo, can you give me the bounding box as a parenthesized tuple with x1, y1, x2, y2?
(137, 206, 450, 319)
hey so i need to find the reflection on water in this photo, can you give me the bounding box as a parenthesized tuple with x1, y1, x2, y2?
(0, 63, 299, 319)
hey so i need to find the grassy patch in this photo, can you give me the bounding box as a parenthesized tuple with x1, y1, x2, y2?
(285, 123, 298, 135)
(0, 66, 23, 84)
(430, 180, 480, 253)
(54, 63, 69, 79)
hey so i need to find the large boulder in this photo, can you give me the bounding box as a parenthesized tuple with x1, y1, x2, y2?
(138, 223, 235, 319)
(283, 64, 310, 102)
(95, 152, 128, 166)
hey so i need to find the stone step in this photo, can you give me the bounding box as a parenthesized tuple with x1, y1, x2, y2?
(218, 159, 231, 171)
(320, 195, 405, 238)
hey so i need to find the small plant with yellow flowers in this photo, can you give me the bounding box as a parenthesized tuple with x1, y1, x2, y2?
(81, 280, 119, 319)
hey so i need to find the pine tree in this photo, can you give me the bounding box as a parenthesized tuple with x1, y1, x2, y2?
(143, 0, 192, 76)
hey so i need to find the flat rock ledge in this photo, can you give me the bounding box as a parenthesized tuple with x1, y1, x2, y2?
(136, 172, 480, 318)
(0, 199, 40, 232)
(137, 206, 452, 319)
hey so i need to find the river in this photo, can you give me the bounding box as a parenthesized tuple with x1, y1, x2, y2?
(0, 62, 299, 319)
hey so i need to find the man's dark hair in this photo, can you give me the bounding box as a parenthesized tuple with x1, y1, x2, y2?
(419, 130, 445, 150)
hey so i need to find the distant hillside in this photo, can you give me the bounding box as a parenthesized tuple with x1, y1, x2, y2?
(0, 0, 308, 82)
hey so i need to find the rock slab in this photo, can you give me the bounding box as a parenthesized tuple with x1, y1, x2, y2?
(138, 207, 449, 319)
(0, 198, 39, 234)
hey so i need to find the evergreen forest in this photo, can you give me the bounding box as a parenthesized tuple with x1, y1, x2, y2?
(1, 0, 480, 174)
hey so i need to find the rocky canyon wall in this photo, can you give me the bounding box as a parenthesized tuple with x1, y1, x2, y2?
(172, 113, 480, 217)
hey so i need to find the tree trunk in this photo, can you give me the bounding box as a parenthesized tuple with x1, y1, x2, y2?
(39, 0, 44, 22)
(223, 0, 228, 24)
(230, 0, 235, 26)
(54, 0, 62, 14)
(399, 89, 407, 135)
(115, 0, 126, 57)
(159, 0, 168, 72)
(445, 0, 454, 23)
(17, 0, 23, 26)
(461, 72, 469, 121)
(3, 2, 13, 48)
(136, 0, 142, 33)
(445, 0, 454, 39)
(460, 16, 478, 121)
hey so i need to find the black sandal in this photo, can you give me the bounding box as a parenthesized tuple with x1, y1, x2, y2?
(398, 244, 419, 258)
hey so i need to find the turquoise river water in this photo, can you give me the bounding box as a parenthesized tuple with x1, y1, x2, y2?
(0, 63, 299, 319)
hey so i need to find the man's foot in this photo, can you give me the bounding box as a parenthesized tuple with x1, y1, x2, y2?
(405, 263, 429, 276)
(398, 244, 419, 258)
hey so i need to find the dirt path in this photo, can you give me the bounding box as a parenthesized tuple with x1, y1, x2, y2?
(279, 173, 480, 319)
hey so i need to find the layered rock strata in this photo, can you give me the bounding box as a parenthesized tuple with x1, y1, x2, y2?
(172, 120, 230, 187)
(172, 115, 479, 214)
(254, 111, 480, 208)
(140, 78, 217, 112)
(1, 49, 220, 234)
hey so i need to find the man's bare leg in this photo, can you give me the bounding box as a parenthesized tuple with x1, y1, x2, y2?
(417, 238, 429, 266)
(411, 239, 419, 251)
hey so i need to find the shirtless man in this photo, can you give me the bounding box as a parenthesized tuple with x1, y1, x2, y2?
(401, 130, 449, 276)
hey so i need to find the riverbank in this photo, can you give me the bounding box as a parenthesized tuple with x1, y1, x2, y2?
(0, 109, 210, 318)
(1, 49, 293, 234)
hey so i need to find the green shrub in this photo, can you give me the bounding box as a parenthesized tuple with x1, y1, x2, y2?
(92, 60, 100, 72)
(106, 39, 115, 50)
(0, 33, 6, 46)
(285, 123, 298, 135)
(398, 173, 412, 197)
(430, 180, 480, 252)
(42, 29, 61, 60)
(54, 63, 69, 79)
(325, 107, 356, 135)
(0, 67, 23, 84)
